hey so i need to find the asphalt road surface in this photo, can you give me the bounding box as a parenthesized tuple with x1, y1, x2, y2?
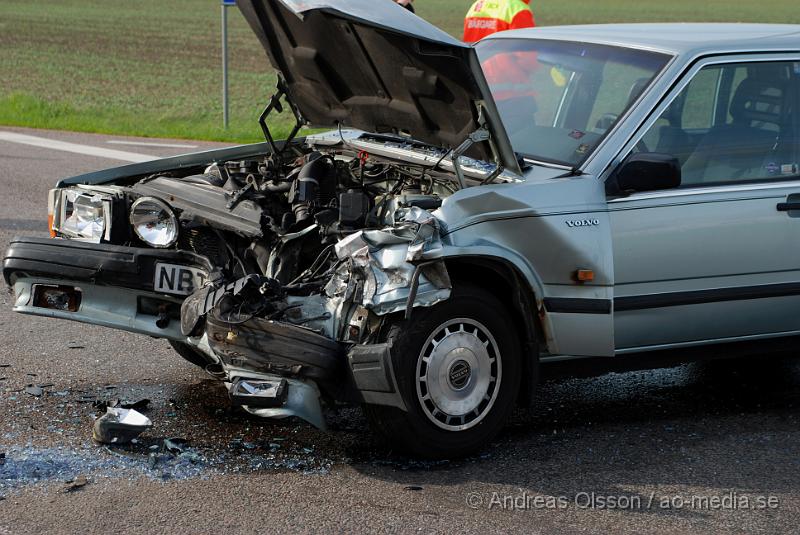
(1, 127, 799, 534)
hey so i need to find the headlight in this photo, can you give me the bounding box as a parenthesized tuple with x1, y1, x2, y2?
(130, 197, 179, 248)
(58, 190, 108, 242)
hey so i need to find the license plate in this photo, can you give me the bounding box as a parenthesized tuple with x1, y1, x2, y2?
(154, 263, 207, 296)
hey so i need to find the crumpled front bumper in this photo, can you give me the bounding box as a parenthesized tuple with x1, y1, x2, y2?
(2, 236, 408, 426)
(3, 236, 213, 291)
(3, 237, 213, 340)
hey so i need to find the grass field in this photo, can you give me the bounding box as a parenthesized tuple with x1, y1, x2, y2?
(1, 0, 799, 143)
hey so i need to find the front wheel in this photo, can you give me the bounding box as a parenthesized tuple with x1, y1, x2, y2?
(364, 284, 522, 458)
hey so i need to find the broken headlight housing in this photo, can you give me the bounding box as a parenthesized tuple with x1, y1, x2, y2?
(129, 197, 179, 248)
(54, 189, 111, 243)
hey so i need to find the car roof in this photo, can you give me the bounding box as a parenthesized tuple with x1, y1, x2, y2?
(484, 23, 800, 56)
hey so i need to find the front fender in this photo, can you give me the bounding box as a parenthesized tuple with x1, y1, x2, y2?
(441, 226, 614, 358)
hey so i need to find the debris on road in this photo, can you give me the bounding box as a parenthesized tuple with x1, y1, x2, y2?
(92, 407, 152, 444)
(119, 399, 151, 411)
(24, 385, 43, 397)
(63, 475, 88, 493)
(67, 343, 85, 349)
(163, 438, 189, 455)
(93, 398, 151, 412)
(178, 451, 203, 464)
(0, 445, 215, 491)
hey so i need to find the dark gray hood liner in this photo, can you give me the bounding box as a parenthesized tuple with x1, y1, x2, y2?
(237, 0, 518, 171)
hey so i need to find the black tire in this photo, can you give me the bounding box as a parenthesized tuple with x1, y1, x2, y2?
(364, 284, 521, 458)
(168, 340, 212, 368)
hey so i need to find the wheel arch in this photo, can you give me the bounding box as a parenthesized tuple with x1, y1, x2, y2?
(442, 256, 542, 406)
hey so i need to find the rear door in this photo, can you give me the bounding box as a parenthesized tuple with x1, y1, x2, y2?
(608, 55, 800, 352)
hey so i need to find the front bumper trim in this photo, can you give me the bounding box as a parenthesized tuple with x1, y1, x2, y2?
(3, 236, 212, 292)
(11, 276, 186, 340)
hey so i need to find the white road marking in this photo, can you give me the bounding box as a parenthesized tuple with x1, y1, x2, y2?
(106, 140, 197, 149)
(0, 131, 157, 163)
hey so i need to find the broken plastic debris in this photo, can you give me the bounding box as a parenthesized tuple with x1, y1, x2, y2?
(98, 398, 151, 411)
(67, 343, 85, 349)
(92, 407, 152, 444)
(24, 385, 43, 397)
(120, 398, 151, 411)
(164, 438, 189, 454)
(64, 475, 89, 492)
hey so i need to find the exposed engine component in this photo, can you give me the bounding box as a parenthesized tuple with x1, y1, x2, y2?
(287, 153, 337, 231)
(130, 146, 449, 288)
(120, 145, 454, 419)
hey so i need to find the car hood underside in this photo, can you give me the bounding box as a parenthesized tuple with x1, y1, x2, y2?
(237, 0, 519, 173)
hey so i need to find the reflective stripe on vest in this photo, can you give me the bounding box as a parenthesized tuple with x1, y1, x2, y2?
(466, 0, 528, 24)
(463, 0, 535, 43)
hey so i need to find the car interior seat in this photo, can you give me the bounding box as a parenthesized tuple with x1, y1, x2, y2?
(681, 66, 792, 185)
(594, 77, 651, 133)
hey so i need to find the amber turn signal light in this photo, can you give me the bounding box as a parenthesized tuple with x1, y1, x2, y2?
(574, 269, 594, 282)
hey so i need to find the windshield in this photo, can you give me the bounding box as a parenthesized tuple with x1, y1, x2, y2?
(476, 39, 671, 167)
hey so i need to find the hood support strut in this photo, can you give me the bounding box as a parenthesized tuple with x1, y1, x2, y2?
(450, 104, 505, 190)
(258, 77, 306, 159)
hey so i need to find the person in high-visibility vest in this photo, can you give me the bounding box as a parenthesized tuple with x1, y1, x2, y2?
(463, 0, 535, 43)
(464, 1, 538, 133)
(395, 0, 414, 13)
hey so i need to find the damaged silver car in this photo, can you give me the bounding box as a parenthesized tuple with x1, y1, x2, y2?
(6, 1, 800, 457)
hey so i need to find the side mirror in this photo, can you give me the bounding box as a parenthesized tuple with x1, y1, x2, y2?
(607, 152, 681, 196)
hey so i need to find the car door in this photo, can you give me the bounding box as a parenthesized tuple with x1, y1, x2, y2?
(608, 55, 800, 352)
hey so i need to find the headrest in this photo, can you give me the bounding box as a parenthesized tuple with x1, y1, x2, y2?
(730, 77, 787, 126)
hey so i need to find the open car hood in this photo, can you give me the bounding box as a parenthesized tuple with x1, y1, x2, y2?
(237, 0, 520, 174)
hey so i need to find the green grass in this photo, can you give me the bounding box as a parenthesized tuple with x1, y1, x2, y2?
(1, 0, 799, 143)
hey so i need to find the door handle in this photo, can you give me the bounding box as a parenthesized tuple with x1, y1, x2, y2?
(777, 202, 800, 211)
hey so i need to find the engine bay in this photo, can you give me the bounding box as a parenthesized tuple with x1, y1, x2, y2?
(46, 139, 470, 403)
(131, 144, 455, 281)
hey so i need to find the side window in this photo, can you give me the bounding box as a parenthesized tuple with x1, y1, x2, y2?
(633, 60, 799, 187)
(679, 67, 720, 130)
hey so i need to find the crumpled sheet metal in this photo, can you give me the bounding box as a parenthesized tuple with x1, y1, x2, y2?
(334, 207, 451, 315)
